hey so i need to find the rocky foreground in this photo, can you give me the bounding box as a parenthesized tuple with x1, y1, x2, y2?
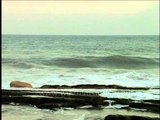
(2, 81, 160, 120)
(104, 115, 160, 120)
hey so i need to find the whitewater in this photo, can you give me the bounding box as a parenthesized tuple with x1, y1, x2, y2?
(2, 35, 159, 120)
(2, 35, 159, 100)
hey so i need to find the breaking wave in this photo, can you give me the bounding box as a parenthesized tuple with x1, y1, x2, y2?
(2, 55, 159, 69)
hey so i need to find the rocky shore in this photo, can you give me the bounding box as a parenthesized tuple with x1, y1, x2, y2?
(104, 115, 160, 120)
(2, 88, 160, 113)
(2, 89, 104, 108)
(2, 104, 159, 120)
(2, 81, 159, 120)
(40, 84, 152, 90)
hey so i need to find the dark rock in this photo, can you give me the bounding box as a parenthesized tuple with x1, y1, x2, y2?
(10, 81, 32, 88)
(2, 89, 104, 109)
(85, 117, 103, 120)
(112, 98, 130, 105)
(40, 84, 149, 90)
(102, 101, 110, 106)
(104, 115, 159, 120)
(36, 103, 61, 109)
(143, 100, 160, 104)
(104, 98, 160, 113)
(104, 98, 133, 105)
(129, 102, 160, 113)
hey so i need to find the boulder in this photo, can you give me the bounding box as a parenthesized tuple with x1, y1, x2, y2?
(104, 115, 159, 120)
(10, 81, 32, 88)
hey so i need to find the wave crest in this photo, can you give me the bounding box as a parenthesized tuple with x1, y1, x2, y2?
(2, 55, 159, 69)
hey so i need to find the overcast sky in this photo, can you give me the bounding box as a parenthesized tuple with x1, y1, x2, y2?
(2, 1, 159, 35)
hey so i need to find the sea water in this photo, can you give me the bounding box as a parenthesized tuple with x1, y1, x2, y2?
(2, 35, 160, 119)
(2, 35, 159, 99)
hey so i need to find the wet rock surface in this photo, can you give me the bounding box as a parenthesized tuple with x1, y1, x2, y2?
(2, 89, 160, 114)
(129, 102, 160, 113)
(104, 115, 160, 120)
(104, 97, 160, 113)
(2, 89, 104, 109)
(2, 86, 160, 114)
(40, 84, 150, 90)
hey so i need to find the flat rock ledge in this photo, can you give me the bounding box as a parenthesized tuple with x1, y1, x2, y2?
(2, 89, 160, 113)
(40, 84, 151, 90)
(2, 89, 104, 109)
(104, 98, 160, 113)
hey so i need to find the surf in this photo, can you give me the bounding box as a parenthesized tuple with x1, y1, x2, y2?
(2, 55, 159, 69)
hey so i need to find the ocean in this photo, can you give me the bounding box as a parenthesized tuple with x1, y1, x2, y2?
(2, 35, 160, 119)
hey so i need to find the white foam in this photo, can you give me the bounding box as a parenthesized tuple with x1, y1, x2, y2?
(2, 68, 159, 100)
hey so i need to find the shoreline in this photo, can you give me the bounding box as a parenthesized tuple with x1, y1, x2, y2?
(2, 104, 160, 120)
(2, 88, 160, 114)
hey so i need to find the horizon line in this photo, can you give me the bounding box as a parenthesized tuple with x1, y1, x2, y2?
(2, 34, 159, 36)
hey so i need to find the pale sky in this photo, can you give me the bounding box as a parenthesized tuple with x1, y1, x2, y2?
(2, 1, 159, 35)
